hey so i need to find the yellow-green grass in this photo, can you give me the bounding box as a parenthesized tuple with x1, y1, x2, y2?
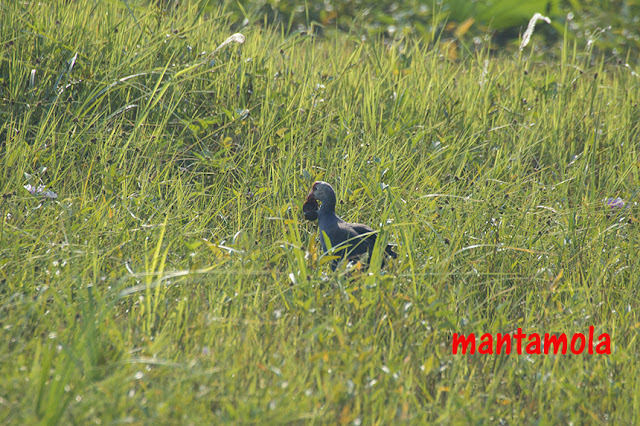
(1, 1, 639, 423)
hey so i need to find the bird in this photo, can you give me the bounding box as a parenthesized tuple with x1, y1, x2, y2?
(303, 181, 397, 270)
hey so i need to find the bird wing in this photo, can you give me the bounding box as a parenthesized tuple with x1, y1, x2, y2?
(349, 223, 397, 258)
(348, 223, 376, 236)
(337, 222, 377, 257)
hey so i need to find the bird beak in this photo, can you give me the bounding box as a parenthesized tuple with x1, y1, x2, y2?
(305, 192, 316, 203)
(303, 191, 319, 221)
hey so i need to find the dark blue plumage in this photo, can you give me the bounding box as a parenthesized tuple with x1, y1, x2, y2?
(303, 181, 397, 270)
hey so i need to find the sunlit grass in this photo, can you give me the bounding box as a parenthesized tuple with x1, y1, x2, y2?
(1, 0, 639, 423)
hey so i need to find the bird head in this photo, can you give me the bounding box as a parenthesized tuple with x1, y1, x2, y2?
(303, 181, 336, 220)
(306, 181, 335, 205)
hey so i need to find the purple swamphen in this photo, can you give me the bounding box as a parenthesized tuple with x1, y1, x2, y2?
(303, 181, 397, 270)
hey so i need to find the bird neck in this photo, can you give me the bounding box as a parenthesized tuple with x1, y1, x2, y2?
(319, 192, 337, 216)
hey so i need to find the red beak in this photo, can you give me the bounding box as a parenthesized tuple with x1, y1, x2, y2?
(303, 191, 319, 221)
(305, 192, 316, 203)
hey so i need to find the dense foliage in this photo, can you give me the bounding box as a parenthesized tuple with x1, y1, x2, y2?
(215, 0, 640, 60)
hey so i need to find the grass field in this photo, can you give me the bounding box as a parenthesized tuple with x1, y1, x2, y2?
(2, 1, 640, 423)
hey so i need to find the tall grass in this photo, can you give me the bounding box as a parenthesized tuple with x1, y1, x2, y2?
(1, 0, 639, 423)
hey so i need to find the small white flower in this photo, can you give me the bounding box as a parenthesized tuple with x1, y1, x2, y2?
(520, 13, 551, 51)
(213, 33, 245, 55)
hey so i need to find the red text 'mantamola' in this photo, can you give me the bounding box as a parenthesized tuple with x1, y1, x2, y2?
(452, 326, 611, 355)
